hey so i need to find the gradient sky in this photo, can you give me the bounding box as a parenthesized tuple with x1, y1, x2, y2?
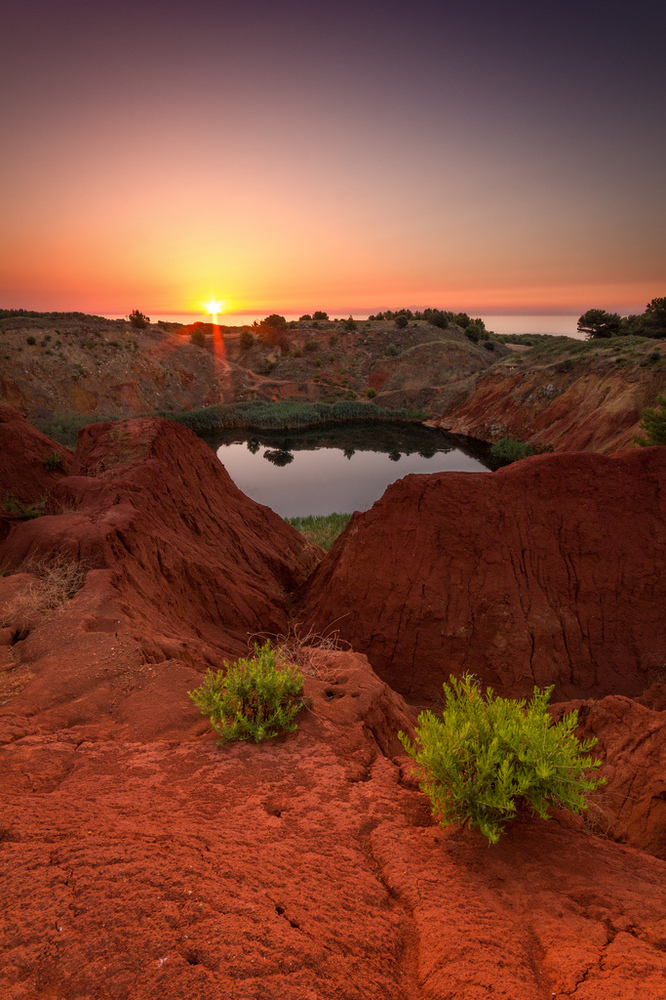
(2, 0, 664, 317)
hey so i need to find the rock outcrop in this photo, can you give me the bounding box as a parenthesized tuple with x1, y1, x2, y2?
(432, 357, 666, 454)
(0, 415, 319, 740)
(0, 405, 73, 531)
(298, 447, 666, 703)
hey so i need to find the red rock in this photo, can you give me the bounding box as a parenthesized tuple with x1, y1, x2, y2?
(551, 690, 666, 861)
(0, 405, 73, 540)
(1, 415, 666, 998)
(298, 447, 666, 702)
(0, 415, 320, 739)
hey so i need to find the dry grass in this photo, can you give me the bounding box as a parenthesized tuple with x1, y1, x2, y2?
(0, 556, 85, 631)
(250, 620, 351, 681)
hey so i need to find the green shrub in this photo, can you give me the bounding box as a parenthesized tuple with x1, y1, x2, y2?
(399, 675, 604, 844)
(482, 340, 495, 351)
(344, 316, 357, 331)
(26, 336, 36, 346)
(2, 494, 41, 520)
(366, 387, 377, 399)
(386, 344, 400, 357)
(190, 327, 207, 348)
(312, 311, 328, 321)
(128, 309, 150, 329)
(42, 452, 63, 471)
(395, 315, 408, 329)
(635, 393, 666, 446)
(490, 437, 534, 465)
(189, 642, 304, 743)
(239, 329, 254, 350)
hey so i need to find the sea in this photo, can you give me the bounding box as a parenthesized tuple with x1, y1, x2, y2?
(102, 313, 584, 340)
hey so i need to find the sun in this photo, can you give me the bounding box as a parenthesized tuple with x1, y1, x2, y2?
(204, 298, 224, 322)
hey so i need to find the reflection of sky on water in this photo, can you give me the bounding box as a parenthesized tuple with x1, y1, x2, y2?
(216, 443, 488, 518)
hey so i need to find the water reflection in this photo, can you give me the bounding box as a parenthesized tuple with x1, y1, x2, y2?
(208, 422, 491, 518)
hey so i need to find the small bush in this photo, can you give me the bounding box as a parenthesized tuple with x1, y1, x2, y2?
(190, 328, 207, 348)
(292, 346, 302, 357)
(0, 556, 85, 631)
(399, 674, 604, 844)
(386, 344, 400, 357)
(366, 387, 377, 398)
(2, 494, 41, 520)
(490, 437, 534, 466)
(26, 336, 36, 346)
(128, 309, 150, 329)
(395, 315, 408, 329)
(635, 393, 666, 446)
(42, 452, 63, 471)
(189, 642, 304, 743)
(482, 340, 495, 351)
(239, 329, 254, 350)
(344, 316, 357, 331)
(313, 311, 328, 321)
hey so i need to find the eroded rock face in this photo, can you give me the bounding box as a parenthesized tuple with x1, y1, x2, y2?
(0, 416, 320, 739)
(0, 405, 73, 538)
(552, 689, 666, 861)
(431, 362, 666, 454)
(298, 447, 666, 703)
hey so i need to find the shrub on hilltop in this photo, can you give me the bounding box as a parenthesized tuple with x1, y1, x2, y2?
(399, 675, 604, 844)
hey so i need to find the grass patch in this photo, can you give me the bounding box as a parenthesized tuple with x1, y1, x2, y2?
(159, 400, 427, 435)
(286, 512, 352, 550)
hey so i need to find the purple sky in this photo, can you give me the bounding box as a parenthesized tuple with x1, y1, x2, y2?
(2, 0, 664, 316)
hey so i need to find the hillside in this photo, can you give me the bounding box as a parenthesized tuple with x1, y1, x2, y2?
(0, 312, 503, 428)
(431, 334, 666, 454)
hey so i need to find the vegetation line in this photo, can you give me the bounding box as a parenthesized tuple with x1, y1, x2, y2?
(159, 400, 427, 435)
(285, 512, 352, 550)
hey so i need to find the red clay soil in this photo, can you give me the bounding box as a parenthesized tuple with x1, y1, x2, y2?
(298, 448, 666, 704)
(0, 405, 73, 538)
(1, 414, 666, 999)
(432, 364, 666, 454)
(552, 689, 666, 861)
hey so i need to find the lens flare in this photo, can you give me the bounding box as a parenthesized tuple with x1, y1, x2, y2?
(204, 298, 224, 323)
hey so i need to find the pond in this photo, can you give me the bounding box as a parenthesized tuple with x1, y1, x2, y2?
(208, 422, 491, 518)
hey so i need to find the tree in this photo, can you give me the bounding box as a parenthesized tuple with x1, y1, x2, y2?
(128, 309, 150, 329)
(635, 394, 666, 446)
(643, 297, 666, 338)
(312, 311, 329, 321)
(577, 309, 622, 339)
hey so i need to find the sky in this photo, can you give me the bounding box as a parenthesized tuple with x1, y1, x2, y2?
(2, 0, 665, 319)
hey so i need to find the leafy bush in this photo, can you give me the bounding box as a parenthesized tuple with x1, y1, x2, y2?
(239, 329, 254, 350)
(395, 315, 408, 329)
(635, 393, 666, 446)
(482, 340, 495, 351)
(344, 316, 358, 331)
(26, 336, 36, 345)
(128, 309, 150, 329)
(490, 437, 534, 466)
(2, 494, 41, 520)
(386, 344, 400, 357)
(399, 675, 604, 844)
(190, 327, 207, 348)
(366, 387, 377, 398)
(189, 643, 304, 743)
(42, 452, 63, 471)
(313, 311, 328, 321)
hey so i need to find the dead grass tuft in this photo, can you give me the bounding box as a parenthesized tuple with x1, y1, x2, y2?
(250, 620, 351, 680)
(1, 556, 85, 631)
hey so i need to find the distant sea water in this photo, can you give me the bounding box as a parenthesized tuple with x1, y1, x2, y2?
(103, 312, 583, 339)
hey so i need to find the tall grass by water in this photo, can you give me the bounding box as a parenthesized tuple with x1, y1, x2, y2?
(286, 513, 352, 550)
